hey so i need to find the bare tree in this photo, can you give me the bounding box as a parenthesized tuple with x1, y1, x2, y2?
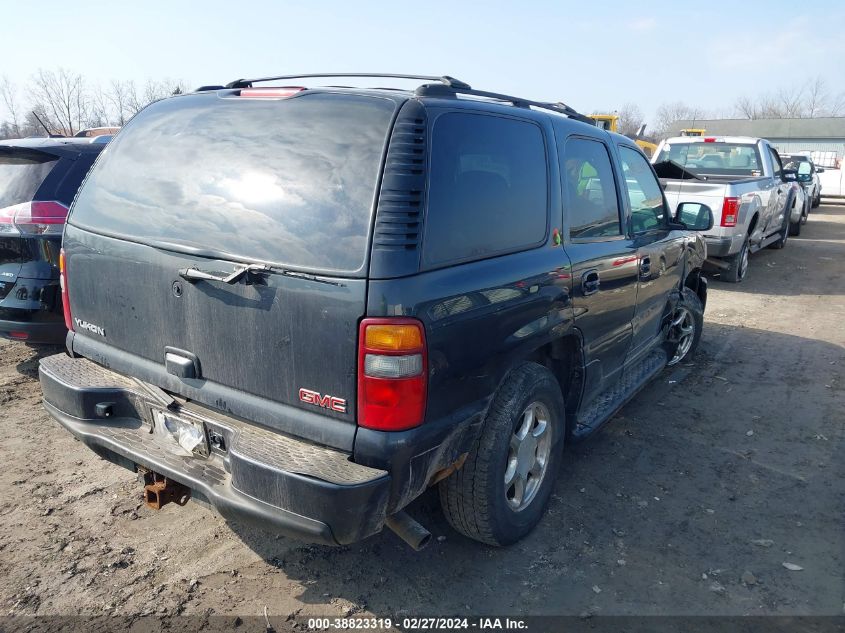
(617, 102, 645, 137)
(30, 68, 87, 135)
(776, 85, 804, 118)
(653, 101, 706, 138)
(0, 76, 21, 137)
(804, 77, 828, 118)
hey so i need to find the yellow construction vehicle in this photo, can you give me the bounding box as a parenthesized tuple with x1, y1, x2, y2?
(590, 113, 658, 157)
(679, 128, 706, 137)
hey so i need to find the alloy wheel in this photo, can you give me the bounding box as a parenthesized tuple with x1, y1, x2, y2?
(668, 306, 696, 366)
(504, 402, 552, 512)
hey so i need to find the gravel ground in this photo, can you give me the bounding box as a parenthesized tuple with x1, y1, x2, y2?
(0, 203, 843, 624)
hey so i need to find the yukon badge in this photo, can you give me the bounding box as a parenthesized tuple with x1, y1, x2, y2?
(298, 388, 347, 413)
(74, 318, 105, 337)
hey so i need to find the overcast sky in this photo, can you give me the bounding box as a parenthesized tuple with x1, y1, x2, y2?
(2, 0, 844, 123)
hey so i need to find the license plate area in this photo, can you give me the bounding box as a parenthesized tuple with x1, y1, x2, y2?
(150, 408, 209, 458)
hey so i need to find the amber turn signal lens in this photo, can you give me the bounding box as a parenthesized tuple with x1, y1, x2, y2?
(364, 324, 423, 351)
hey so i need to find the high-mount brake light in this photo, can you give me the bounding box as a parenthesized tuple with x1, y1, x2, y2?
(721, 197, 740, 227)
(239, 87, 305, 98)
(704, 137, 717, 143)
(0, 201, 69, 236)
(358, 318, 427, 431)
(59, 249, 73, 332)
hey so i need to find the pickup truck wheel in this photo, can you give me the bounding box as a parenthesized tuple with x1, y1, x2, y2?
(666, 288, 704, 366)
(770, 212, 790, 249)
(722, 239, 749, 283)
(789, 219, 801, 236)
(438, 363, 564, 546)
(812, 192, 820, 208)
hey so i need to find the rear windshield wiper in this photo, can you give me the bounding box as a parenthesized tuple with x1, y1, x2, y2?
(178, 263, 345, 287)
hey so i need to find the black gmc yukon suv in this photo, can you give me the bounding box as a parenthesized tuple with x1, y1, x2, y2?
(39, 74, 713, 548)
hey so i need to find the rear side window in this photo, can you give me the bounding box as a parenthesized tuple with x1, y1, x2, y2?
(0, 152, 57, 209)
(69, 92, 396, 274)
(562, 138, 622, 239)
(423, 113, 547, 266)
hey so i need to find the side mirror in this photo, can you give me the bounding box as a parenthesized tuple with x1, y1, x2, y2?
(676, 202, 714, 231)
(816, 167, 825, 173)
(782, 168, 797, 181)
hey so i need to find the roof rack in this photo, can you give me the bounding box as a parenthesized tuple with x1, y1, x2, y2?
(224, 73, 471, 90)
(220, 73, 592, 124)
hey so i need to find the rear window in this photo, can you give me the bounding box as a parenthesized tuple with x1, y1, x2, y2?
(69, 92, 396, 274)
(0, 152, 57, 209)
(423, 112, 547, 266)
(655, 142, 763, 177)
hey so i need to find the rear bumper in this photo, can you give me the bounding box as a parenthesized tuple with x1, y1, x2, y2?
(39, 354, 390, 545)
(0, 316, 66, 344)
(703, 234, 743, 258)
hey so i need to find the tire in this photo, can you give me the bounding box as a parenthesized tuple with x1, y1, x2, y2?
(722, 238, 749, 283)
(800, 198, 809, 225)
(812, 192, 820, 209)
(769, 209, 790, 249)
(439, 363, 565, 546)
(666, 287, 704, 366)
(789, 219, 801, 236)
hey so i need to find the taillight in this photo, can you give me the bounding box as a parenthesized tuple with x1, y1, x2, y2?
(721, 197, 740, 227)
(0, 201, 69, 236)
(59, 249, 73, 332)
(358, 318, 427, 431)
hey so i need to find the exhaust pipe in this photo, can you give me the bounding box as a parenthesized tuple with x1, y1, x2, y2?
(385, 511, 432, 551)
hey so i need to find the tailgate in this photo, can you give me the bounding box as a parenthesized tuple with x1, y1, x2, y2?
(64, 226, 364, 437)
(660, 179, 728, 222)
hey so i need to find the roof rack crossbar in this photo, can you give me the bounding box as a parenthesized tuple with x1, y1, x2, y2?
(415, 83, 592, 124)
(224, 73, 471, 90)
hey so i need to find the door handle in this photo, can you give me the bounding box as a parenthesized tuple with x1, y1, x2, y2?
(581, 270, 600, 296)
(640, 256, 651, 276)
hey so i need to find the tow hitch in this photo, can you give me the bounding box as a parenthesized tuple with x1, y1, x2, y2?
(139, 468, 191, 509)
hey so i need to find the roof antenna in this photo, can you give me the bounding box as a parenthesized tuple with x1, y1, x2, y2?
(31, 110, 59, 137)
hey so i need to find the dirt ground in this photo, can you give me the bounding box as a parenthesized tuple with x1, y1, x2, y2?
(1, 203, 843, 623)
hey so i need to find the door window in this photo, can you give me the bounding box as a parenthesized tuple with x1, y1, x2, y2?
(619, 146, 667, 233)
(561, 138, 622, 239)
(769, 148, 783, 178)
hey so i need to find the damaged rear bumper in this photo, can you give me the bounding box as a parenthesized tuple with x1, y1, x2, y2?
(38, 353, 390, 545)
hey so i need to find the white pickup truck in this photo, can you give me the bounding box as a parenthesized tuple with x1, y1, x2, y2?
(652, 136, 801, 282)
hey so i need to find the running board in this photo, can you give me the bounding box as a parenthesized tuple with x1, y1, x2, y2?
(572, 348, 668, 441)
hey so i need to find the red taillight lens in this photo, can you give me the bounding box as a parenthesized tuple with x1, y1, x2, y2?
(0, 201, 69, 236)
(239, 87, 305, 98)
(358, 318, 427, 431)
(721, 197, 740, 227)
(59, 249, 73, 332)
(704, 137, 717, 143)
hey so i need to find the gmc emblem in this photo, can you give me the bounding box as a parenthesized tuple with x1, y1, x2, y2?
(299, 388, 347, 414)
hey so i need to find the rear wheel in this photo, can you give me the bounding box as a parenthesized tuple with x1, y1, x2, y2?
(439, 363, 565, 546)
(770, 210, 790, 249)
(722, 238, 749, 283)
